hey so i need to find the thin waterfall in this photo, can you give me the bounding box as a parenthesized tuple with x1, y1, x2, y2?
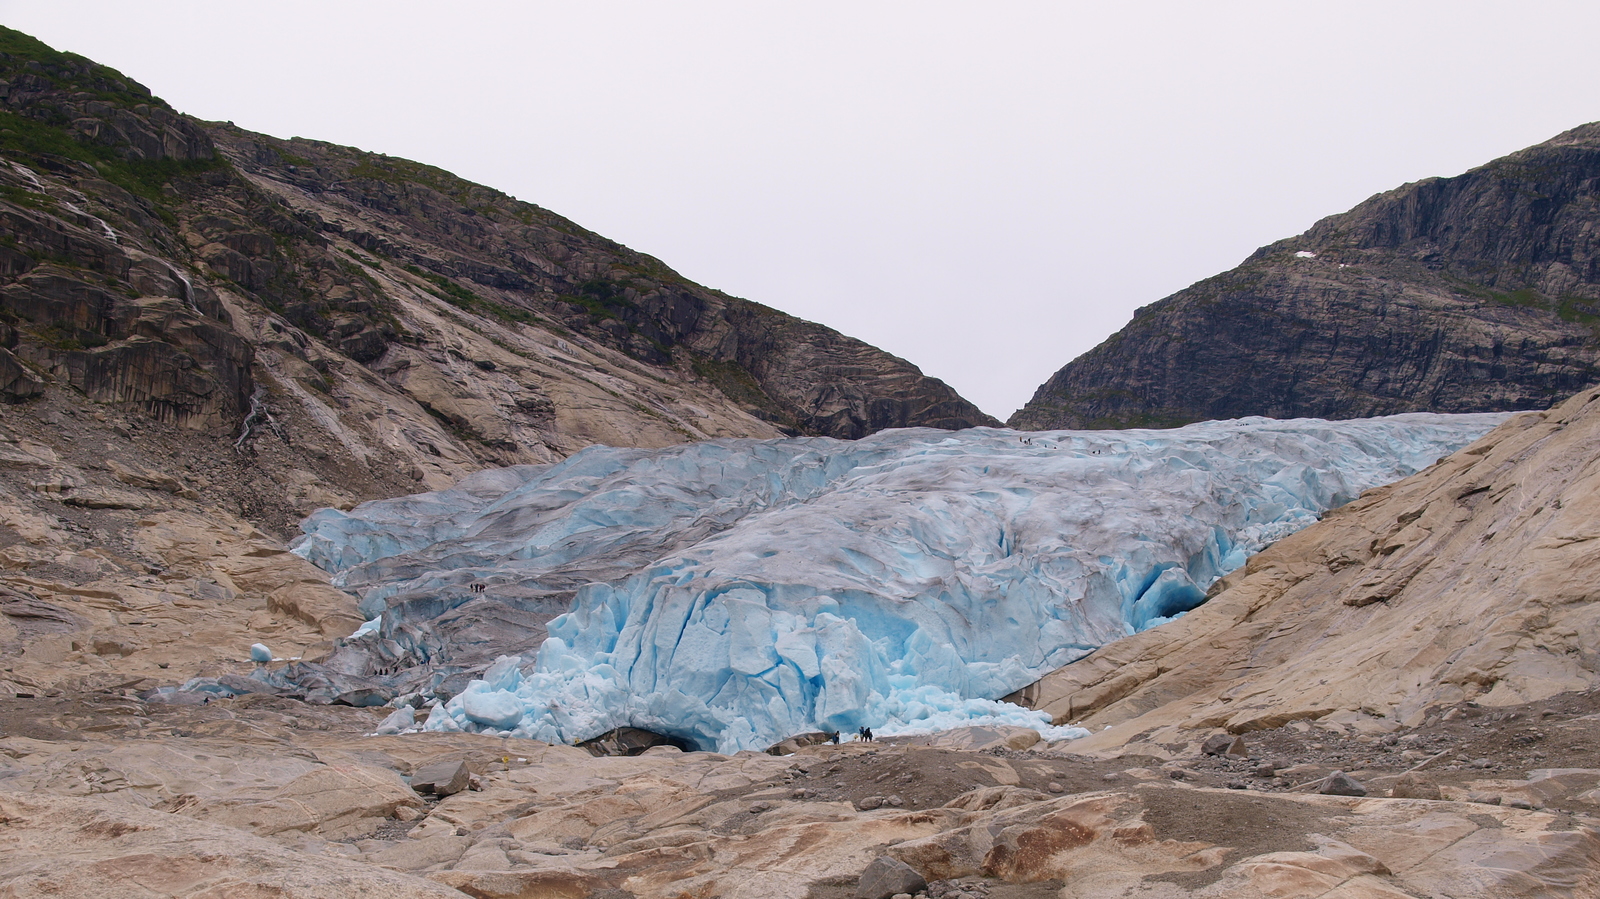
(234, 385, 277, 451)
(64, 191, 119, 244)
(8, 161, 45, 191)
(163, 262, 203, 315)
(6, 163, 120, 244)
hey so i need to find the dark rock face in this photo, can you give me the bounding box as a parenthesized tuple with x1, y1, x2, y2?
(205, 129, 998, 440)
(0, 24, 992, 452)
(0, 33, 213, 165)
(0, 33, 249, 432)
(1011, 123, 1600, 429)
(0, 245, 255, 431)
(0, 345, 42, 400)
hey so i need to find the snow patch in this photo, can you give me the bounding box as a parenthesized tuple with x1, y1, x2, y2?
(349, 615, 383, 639)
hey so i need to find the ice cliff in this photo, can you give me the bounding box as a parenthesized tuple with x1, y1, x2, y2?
(294, 415, 1508, 752)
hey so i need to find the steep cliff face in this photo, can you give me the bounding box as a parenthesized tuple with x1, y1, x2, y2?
(0, 28, 993, 505)
(1010, 123, 1600, 429)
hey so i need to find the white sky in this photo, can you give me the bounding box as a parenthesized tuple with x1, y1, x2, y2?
(4, 2, 1599, 418)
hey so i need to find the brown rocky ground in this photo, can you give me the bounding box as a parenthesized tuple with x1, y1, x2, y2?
(2, 680, 1598, 898)
(5, 389, 1600, 898)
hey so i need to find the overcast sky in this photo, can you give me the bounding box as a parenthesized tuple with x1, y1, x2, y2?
(4, 2, 1599, 418)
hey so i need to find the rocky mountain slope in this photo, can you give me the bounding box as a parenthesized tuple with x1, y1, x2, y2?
(1012, 383, 1600, 750)
(0, 26, 992, 523)
(1011, 123, 1600, 429)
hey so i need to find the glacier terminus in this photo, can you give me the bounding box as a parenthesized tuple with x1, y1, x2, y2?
(292, 414, 1509, 753)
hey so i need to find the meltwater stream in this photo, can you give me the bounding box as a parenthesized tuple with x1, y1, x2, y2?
(294, 414, 1508, 752)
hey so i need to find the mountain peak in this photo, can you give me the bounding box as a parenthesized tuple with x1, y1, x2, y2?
(1010, 122, 1600, 430)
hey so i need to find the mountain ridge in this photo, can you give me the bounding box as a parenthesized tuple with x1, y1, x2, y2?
(0, 24, 994, 532)
(1010, 122, 1600, 429)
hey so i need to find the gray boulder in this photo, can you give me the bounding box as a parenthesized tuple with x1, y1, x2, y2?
(1316, 770, 1367, 797)
(856, 856, 926, 899)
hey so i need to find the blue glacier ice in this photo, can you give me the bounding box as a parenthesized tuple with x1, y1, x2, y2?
(293, 415, 1508, 753)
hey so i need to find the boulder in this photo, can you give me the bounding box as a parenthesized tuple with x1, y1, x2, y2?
(375, 705, 416, 735)
(1316, 770, 1367, 797)
(856, 856, 927, 899)
(1202, 733, 1249, 758)
(412, 759, 471, 797)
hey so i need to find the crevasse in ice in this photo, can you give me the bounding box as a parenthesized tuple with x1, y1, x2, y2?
(293, 415, 1508, 753)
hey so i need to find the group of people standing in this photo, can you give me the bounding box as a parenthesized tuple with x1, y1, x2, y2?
(824, 726, 874, 744)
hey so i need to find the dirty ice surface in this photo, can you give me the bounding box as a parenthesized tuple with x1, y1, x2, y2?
(295, 415, 1507, 753)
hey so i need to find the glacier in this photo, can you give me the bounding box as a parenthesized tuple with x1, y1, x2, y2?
(293, 414, 1508, 753)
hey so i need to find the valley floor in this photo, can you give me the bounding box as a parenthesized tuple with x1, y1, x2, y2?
(1, 683, 1597, 898)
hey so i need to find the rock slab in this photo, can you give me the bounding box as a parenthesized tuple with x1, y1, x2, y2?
(411, 759, 471, 797)
(856, 857, 928, 899)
